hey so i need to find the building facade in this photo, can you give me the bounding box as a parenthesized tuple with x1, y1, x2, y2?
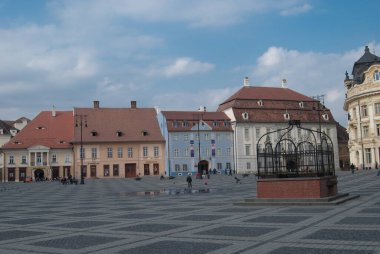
(344, 46, 380, 169)
(72, 101, 166, 179)
(218, 78, 340, 173)
(160, 110, 234, 176)
(1, 111, 73, 182)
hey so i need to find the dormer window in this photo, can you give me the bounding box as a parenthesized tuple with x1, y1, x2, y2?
(142, 130, 149, 136)
(257, 100, 263, 106)
(322, 114, 329, 121)
(13, 141, 22, 145)
(36, 126, 45, 130)
(58, 140, 65, 144)
(116, 131, 123, 137)
(374, 70, 380, 81)
(91, 130, 98, 136)
(283, 113, 290, 120)
(299, 101, 304, 108)
(242, 112, 249, 120)
(213, 121, 220, 127)
(172, 121, 178, 127)
(182, 121, 189, 127)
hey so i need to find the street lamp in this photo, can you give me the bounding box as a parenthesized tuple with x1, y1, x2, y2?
(75, 114, 87, 184)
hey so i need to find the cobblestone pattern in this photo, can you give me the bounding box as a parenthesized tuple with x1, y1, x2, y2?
(0, 170, 379, 253)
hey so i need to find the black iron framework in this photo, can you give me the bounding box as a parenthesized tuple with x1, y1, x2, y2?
(257, 120, 335, 179)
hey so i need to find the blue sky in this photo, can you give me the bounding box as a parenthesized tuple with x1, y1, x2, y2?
(0, 0, 379, 125)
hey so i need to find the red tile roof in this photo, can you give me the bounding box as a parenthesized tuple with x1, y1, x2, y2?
(217, 86, 335, 123)
(73, 107, 165, 143)
(2, 111, 74, 149)
(162, 111, 233, 132)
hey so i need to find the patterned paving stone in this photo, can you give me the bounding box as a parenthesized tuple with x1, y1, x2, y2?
(118, 240, 228, 254)
(30, 235, 122, 249)
(215, 207, 262, 213)
(63, 212, 105, 217)
(3, 218, 53, 225)
(52, 221, 115, 229)
(359, 208, 380, 213)
(114, 213, 164, 219)
(281, 208, 332, 214)
(304, 229, 380, 241)
(113, 223, 184, 233)
(336, 216, 380, 225)
(159, 207, 200, 212)
(0, 230, 45, 241)
(173, 214, 227, 221)
(269, 246, 373, 254)
(246, 216, 310, 224)
(198, 226, 278, 237)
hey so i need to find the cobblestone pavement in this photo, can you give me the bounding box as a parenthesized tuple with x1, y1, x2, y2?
(0, 170, 379, 254)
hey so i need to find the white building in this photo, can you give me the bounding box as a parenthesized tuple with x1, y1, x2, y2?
(218, 78, 340, 173)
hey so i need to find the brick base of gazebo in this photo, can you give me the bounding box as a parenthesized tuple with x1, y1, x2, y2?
(257, 176, 338, 199)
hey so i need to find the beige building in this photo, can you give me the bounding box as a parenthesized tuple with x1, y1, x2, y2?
(344, 46, 380, 169)
(73, 101, 166, 179)
(1, 111, 73, 182)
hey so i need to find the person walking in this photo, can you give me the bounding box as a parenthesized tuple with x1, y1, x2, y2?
(186, 175, 192, 188)
(350, 163, 355, 174)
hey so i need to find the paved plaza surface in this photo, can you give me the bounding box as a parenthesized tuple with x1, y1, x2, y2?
(0, 170, 380, 254)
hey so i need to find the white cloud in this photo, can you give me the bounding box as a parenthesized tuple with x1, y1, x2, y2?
(280, 4, 312, 16)
(164, 58, 215, 77)
(251, 43, 380, 125)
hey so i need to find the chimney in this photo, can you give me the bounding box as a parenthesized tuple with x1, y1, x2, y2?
(52, 105, 56, 117)
(198, 106, 206, 112)
(93, 100, 100, 109)
(131, 101, 137, 109)
(243, 77, 250, 87)
(281, 79, 287, 88)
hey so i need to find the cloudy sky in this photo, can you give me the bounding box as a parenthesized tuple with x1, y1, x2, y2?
(0, 0, 379, 125)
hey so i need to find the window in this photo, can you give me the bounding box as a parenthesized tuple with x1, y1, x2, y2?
(185, 148, 189, 156)
(113, 164, 119, 176)
(65, 154, 71, 163)
(36, 153, 42, 165)
(172, 121, 178, 127)
(299, 101, 304, 108)
(103, 165, 110, 177)
(377, 124, 380, 136)
(375, 103, 380, 115)
(184, 134, 189, 141)
(52, 154, 57, 163)
(365, 148, 372, 164)
(217, 148, 221, 156)
(107, 148, 113, 158)
(363, 126, 369, 137)
(242, 112, 249, 120)
(297, 128, 301, 138)
(183, 121, 189, 127)
(174, 164, 180, 171)
(183, 164, 188, 171)
(174, 134, 178, 141)
(226, 148, 231, 156)
(154, 146, 159, 157)
(80, 148, 85, 159)
(117, 147, 123, 158)
(361, 105, 368, 117)
(326, 128, 331, 137)
(9, 155, 14, 164)
(204, 133, 209, 140)
(206, 148, 210, 157)
(213, 121, 220, 127)
(92, 148, 97, 159)
(128, 147, 133, 158)
(247, 162, 251, 170)
(143, 147, 148, 157)
(352, 107, 356, 119)
(216, 133, 220, 140)
(174, 148, 179, 157)
(374, 70, 380, 81)
(21, 155, 27, 164)
(256, 128, 260, 138)
(226, 162, 231, 169)
(195, 134, 199, 140)
(244, 128, 250, 141)
(258, 100, 263, 106)
(217, 162, 222, 170)
(245, 145, 251, 156)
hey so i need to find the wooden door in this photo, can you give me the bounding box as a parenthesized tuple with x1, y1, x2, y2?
(52, 167, 59, 179)
(144, 164, 150, 175)
(90, 165, 97, 177)
(8, 168, 15, 181)
(125, 163, 136, 178)
(153, 163, 159, 175)
(19, 168, 26, 182)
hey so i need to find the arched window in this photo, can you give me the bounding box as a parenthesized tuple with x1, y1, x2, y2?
(242, 112, 249, 120)
(374, 70, 380, 81)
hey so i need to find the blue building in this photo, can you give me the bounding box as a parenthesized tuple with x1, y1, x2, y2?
(160, 110, 234, 177)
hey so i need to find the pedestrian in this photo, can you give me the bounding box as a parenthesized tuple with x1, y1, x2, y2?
(350, 163, 355, 174)
(186, 175, 192, 188)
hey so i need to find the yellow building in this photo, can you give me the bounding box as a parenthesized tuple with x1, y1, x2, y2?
(72, 101, 166, 179)
(344, 46, 380, 169)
